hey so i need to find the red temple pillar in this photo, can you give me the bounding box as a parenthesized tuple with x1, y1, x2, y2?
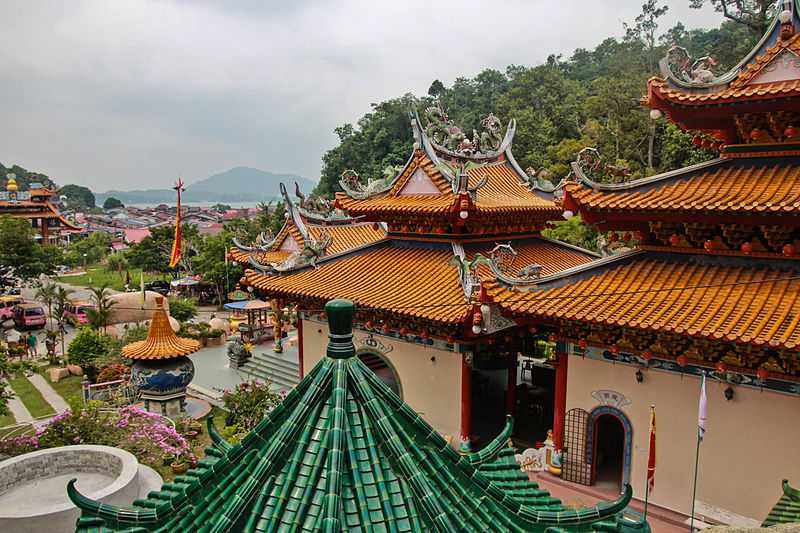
(40, 218, 49, 244)
(459, 353, 472, 452)
(505, 352, 517, 416)
(553, 341, 569, 450)
(297, 315, 305, 379)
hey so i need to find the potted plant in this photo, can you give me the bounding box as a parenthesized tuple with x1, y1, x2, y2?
(162, 453, 175, 466)
(171, 453, 189, 474)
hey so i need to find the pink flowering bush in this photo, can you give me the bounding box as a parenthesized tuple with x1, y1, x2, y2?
(0, 403, 194, 468)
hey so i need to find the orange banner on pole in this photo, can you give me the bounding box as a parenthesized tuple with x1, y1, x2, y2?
(168, 178, 184, 269)
(647, 405, 656, 493)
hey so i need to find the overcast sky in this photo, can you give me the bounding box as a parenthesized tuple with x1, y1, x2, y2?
(0, 1, 722, 192)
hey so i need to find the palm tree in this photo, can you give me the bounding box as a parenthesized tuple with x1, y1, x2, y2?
(35, 282, 58, 332)
(86, 284, 116, 332)
(53, 285, 74, 357)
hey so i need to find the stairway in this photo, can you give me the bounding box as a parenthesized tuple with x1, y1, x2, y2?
(240, 348, 300, 393)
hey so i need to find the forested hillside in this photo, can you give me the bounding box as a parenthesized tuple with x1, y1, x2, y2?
(316, 1, 765, 196)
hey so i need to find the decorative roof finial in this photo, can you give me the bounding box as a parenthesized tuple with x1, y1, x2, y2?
(5, 173, 17, 193)
(780, 0, 794, 39)
(325, 299, 355, 359)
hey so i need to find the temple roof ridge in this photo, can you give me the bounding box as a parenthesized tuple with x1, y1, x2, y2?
(569, 156, 726, 192)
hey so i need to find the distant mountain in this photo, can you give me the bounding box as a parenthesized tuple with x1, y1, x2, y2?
(98, 167, 315, 205)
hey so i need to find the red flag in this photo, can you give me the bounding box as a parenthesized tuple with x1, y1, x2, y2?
(647, 405, 656, 492)
(168, 178, 184, 269)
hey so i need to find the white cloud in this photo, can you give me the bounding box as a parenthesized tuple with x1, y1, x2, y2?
(0, 0, 722, 190)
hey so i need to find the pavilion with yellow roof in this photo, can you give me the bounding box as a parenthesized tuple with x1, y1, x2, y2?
(1, 173, 82, 244)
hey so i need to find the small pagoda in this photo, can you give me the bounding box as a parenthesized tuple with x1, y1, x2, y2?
(1, 173, 82, 244)
(69, 299, 646, 533)
(123, 296, 201, 417)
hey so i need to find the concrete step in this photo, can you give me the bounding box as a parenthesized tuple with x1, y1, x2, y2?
(248, 355, 299, 375)
(241, 360, 300, 387)
(238, 368, 297, 392)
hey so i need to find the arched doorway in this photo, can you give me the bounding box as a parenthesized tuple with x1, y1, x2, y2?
(357, 350, 402, 398)
(586, 406, 633, 492)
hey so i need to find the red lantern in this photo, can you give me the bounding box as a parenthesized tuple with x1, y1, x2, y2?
(365, 320, 374, 329)
(783, 243, 795, 257)
(528, 326, 537, 334)
(578, 339, 588, 349)
(701, 138, 713, 149)
(677, 355, 688, 367)
(399, 327, 408, 336)
(692, 135, 703, 146)
(756, 367, 769, 380)
(703, 240, 715, 252)
(741, 242, 753, 255)
(320, 312, 327, 320)
(623, 232, 632, 242)
(608, 232, 618, 243)
(716, 361, 727, 373)
(785, 126, 797, 139)
(382, 323, 391, 334)
(641, 351, 653, 361)
(447, 335, 456, 344)
(333, 198, 342, 210)
(750, 128, 762, 141)
(634, 231, 644, 241)
(609, 344, 620, 354)
(669, 234, 681, 247)
(419, 329, 429, 340)
(548, 333, 558, 343)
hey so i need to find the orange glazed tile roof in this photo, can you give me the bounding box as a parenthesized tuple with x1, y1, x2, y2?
(122, 298, 200, 360)
(229, 221, 385, 266)
(566, 159, 800, 215)
(648, 33, 800, 106)
(489, 256, 800, 349)
(336, 151, 557, 217)
(244, 239, 594, 324)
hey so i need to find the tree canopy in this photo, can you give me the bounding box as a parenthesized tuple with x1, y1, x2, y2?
(59, 184, 96, 210)
(0, 216, 61, 288)
(103, 197, 124, 209)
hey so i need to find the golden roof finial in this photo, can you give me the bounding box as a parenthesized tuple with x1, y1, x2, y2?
(122, 296, 200, 360)
(6, 173, 18, 193)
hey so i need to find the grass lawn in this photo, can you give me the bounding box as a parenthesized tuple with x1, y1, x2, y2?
(0, 411, 16, 428)
(8, 374, 56, 418)
(57, 265, 166, 292)
(48, 374, 84, 412)
(0, 423, 33, 439)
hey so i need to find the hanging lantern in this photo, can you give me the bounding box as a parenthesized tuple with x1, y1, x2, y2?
(783, 243, 795, 257)
(578, 339, 588, 350)
(785, 125, 798, 139)
(750, 128, 763, 141)
(472, 309, 483, 335)
(634, 230, 644, 241)
(419, 329, 429, 340)
(608, 232, 618, 243)
(716, 361, 727, 373)
(365, 320, 374, 329)
(669, 234, 681, 247)
(609, 344, 620, 354)
(692, 135, 703, 146)
(382, 323, 391, 334)
(528, 326, 537, 334)
(399, 327, 408, 337)
(676, 355, 688, 367)
(447, 335, 456, 344)
(548, 333, 558, 343)
(741, 242, 753, 255)
(756, 367, 769, 381)
(623, 232, 632, 242)
(641, 351, 653, 361)
(704, 240, 715, 252)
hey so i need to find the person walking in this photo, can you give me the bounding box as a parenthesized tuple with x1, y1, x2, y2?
(27, 332, 38, 359)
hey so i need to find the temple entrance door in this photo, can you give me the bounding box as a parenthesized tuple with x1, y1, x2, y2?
(357, 350, 402, 398)
(562, 408, 592, 485)
(592, 414, 625, 492)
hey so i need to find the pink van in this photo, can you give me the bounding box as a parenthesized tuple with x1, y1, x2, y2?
(13, 303, 46, 329)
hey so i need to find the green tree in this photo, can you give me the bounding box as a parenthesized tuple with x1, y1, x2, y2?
(106, 253, 129, 281)
(35, 283, 58, 331)
(66, 328, 110, 374)
(0, 216, 59, 288)
(0, 163, 56, 190)
(86, 284, 116, 332)
(542, 216, 600, 252)
(58, 184, 96, 210)
(65, 232, 113, 267)
(53, 285, 74, 356)
(126, 224, 200, 274)
(194, 230, 244, 306)
(102, 197, 124, 209)
(168, 297, 197, 322)
(689, 0, 775, 36)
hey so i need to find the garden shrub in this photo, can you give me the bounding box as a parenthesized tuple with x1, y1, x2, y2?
(169, 297, 197, 322)
(221, 380, 283, 430)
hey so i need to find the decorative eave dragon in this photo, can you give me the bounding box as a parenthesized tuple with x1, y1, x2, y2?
(249, 229, 333, 274)
(423, 103, 511, 158)
(293, 182, 353, 222)
(232, 229, 277, 253)
(338, 169, 395, 200)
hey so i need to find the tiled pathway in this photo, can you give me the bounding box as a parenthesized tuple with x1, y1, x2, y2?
(28, 373, 70, 413)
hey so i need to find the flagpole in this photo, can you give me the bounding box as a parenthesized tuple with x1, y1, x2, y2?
(644, 404, 654, 521)
(689, 428, 701, 531)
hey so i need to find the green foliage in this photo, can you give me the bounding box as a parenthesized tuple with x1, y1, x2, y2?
(169, 297, 198, 322)
(64, 232, 113, 267)
(222, 380, 283, 431)
(0, 216, 60, 287)
(542, 216, 600, 252)
(67, 328, 111, 370)
(689, 0, 775, 36)
(126, 224, 200, 273)
(58, 184, 96, 210)
(106, 253, 129, 279)
(86, 284, 116, 331)
(193, 230, 243, 306)
(0, 162, 56, 191)
(102, 196, 124, 209)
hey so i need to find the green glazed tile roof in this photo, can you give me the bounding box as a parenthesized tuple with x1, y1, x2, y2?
(68, 299, 647, 533)
(763, 480, 800, 527)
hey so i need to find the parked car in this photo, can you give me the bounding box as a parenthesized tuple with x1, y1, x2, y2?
(0, 295, 24, 321)
(14, 303, 47, 329)
(64, 301, 95, 325)
(144, 280, 171, 296)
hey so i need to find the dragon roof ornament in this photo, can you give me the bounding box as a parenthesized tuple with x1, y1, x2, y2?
(421, 103, 515, 160)
(232, 229, 277, 253)
(659, 0, 797, 90)
(291, 182, 354, 223)
(487, 243, 545, 285)
(249, 228, 332, 274)
(338, 168, 395, 200)
(567, 147, 632, 185)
